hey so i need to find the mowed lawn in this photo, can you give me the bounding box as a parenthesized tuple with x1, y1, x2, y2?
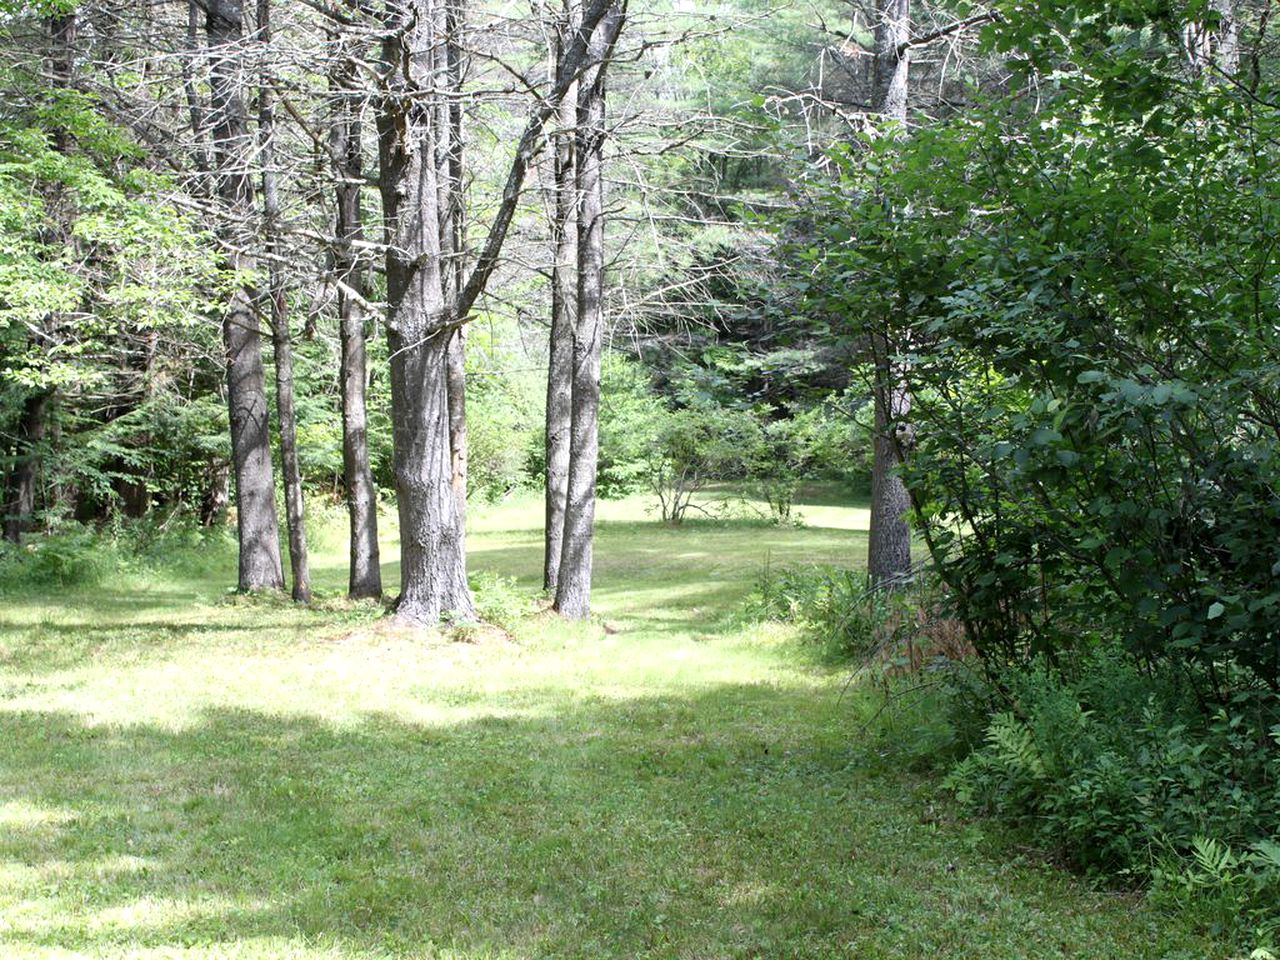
(0, 492, 1222, 959)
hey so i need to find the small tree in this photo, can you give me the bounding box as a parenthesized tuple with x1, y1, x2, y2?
(746, 407, 845, 524)
(646, 401, 756, 525)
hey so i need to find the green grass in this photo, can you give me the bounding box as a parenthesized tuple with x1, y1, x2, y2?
(0, 490, 1225, 959)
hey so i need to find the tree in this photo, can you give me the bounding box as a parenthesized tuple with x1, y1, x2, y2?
(258, 0, 311, 602)
(1, 11, 74, 542)
(330, 20, 382, 600)
(543, 0, 580, 594)
(864, 0, 914, 591)
(552, 0, 626, 619)
(206, 0, 284, 592)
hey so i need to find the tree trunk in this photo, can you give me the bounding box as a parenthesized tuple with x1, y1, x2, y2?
(868, 369, 913, 587)
(375, 0, 622, 625)
(378, 0, 474, 624)
(331, 33, 382, 600)
(440, 0, 468, 519)
(544, 2, 579, 593)
(208, 0, 284, 592)
(873, 0, 911, 126)
(201, 459, 230, 527)
(866, 0, 914, 591)
(1185, 0, 1239, 76)
(3, 392, 49, 543)
(554, 2, 624, 619)
(259, 0, 310, 603)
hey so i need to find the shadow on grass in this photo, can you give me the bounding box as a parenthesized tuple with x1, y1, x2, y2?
(0, 688, 1196, 960)
(0, 691, 859, 958)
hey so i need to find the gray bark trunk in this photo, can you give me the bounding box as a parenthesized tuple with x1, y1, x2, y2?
(439, 1, 467, 518)
(1211, 0, 1239, 76)
(873, 0, 911, 126)
(331, 34, 382, 600)
(259, 0, 310, 603)
(544, 3, 579, 593)
(1186, 0, 1239, 76)
(866, 0, 914, 591)
(378, 0, 474, 624)
(201, 459, 230, 527)
(208, 0, 284, 592)
(868, 366, 913, 588)
(554, 3, 624, 619)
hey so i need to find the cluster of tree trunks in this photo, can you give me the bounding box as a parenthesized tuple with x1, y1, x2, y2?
(375, 0, 624, 623)
(544, 0, 626, 619)
(168, 0, 625, 618)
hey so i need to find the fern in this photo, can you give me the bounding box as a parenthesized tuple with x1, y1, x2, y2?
(987, 712, 1047, 780)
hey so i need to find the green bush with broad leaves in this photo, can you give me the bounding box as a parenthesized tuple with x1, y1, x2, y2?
(943, 655, 1280, 946)
(784, 0, 1280, 947)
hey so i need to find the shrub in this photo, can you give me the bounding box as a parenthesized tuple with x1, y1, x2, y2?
(0, 527, 125, 589)
(747, 563, 968, 670)
(942, 653, 1280, 945)
(468, 570, 535, 632)
(745, 407, 842, 524)
(597, 353, 667, 498)
(0, 513, 235, 592)
(646, 400, 757, 524)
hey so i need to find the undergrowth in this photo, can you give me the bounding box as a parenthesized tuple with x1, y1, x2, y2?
(748, 560, 1280, 954)
(0, 514, 235, 592)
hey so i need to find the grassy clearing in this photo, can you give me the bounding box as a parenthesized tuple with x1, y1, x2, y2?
(0, 491, 1223, 959)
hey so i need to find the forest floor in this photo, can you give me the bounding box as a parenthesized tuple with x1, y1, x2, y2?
(0, 491, 1225, 959)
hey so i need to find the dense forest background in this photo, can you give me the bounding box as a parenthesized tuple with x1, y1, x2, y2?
(3, 0, 1280, 951)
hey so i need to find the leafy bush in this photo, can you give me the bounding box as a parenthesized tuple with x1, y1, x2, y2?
(468, 570, 535, 632)
(790, 1, 1280, 696)
(646, 399, 757, 524)
(745, 407, 840, 524)
(597, 353, 667, 498)
(465, 324, 544, 502)
(942, 654, 1280, 944)
(0, 513, 234, 591)
(747, 563, 891, 659)
(0, 527, 126, 589)
(747, 563, 969, 671)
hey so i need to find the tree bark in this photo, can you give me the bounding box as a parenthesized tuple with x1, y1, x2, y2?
(873, 0, 911, 126)
(1185, 0, 1239, 76)
(554, 2, 624, 619)
(378, 0, 474, 624)
(544, 1, 579, 593)
(259, 0, 311, 603)
(208, 0, 284, 592)
(331, 31, 382, 600)
(866, 0, 914, 591)
(375, 0, 622, 625)
(440, 0, 468, 518)
(3, 393, 49, 544)
(201, 458, 231, 527)
(868, 368, 913, 587)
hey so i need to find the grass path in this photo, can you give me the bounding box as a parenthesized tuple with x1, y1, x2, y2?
(0, 493, 1221, 959)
